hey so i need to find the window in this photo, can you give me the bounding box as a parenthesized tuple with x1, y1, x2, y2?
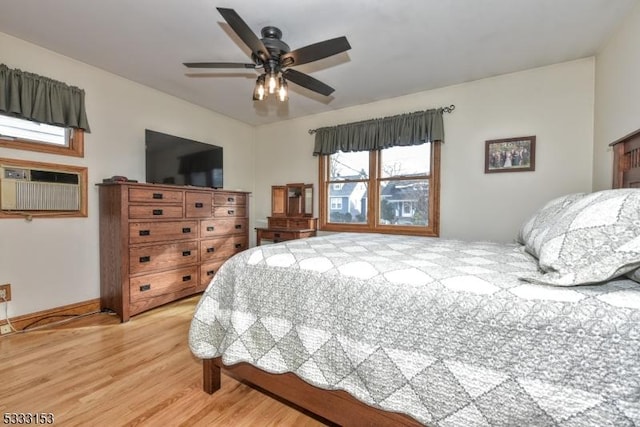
(319, 143, 440, 236)
(330, 197, 343, 210)
(0, 114, 84, 157)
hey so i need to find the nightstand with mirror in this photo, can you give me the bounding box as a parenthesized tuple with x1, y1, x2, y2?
(256, 183, 318, 245)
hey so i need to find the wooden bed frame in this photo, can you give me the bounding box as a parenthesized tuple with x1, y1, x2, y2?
(611, 127, 640, 188)
(200, 128, 640, 426)
(203, 358, 422, 426)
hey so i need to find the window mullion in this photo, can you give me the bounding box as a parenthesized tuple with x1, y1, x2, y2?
(368, 150, 378, 229)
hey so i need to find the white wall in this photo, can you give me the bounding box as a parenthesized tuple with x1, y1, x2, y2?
(254, 59, 595, 242)
(0, 32, 255, 317)
(593, 1, 640, 190)
(0, 31, 598, 319)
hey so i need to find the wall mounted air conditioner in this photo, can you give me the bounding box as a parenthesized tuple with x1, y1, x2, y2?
(0, 165, 80, 211)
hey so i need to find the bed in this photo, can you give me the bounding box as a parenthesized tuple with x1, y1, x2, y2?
(189, 139, 640, 426)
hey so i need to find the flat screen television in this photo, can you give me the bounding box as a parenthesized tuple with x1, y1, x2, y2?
(145, 129, 223, 189)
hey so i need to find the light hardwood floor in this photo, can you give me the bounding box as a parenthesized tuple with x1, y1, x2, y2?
(0, 296, 326, 426)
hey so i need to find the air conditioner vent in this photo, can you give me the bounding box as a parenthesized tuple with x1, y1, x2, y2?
(0, 165, 81, 211)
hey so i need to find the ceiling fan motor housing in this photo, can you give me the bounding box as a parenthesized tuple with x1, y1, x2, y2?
(259, 26, 290, 71)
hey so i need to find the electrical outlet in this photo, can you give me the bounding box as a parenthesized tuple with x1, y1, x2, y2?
(0, 284, 11, 301)
(0, 324, 11, 335)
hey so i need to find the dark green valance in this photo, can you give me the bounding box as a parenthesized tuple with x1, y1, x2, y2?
(0, 64, 91, 132)
(312, 108, 444, 156)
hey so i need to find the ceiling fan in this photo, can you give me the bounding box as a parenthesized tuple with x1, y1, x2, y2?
(183, 7, 351, 101)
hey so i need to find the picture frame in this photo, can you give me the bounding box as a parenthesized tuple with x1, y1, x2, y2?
(485, 136, 536, 173)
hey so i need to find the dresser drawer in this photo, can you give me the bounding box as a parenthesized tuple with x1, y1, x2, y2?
(259, 230, 313, 242)
(214, 192, 246, 206)
(129, 188, 183, 204)
(200, 260, 226, 288)
(129, 241, 199, 274)
(128, 205, 183, 219)
(289, 218, 317, 229)
(185, 191, 213, 218)
(129, 266, 198, 302)
(201, 218, 247, 237)
(129, 221, 198, 244)
(214, 206, 247, 218)
(268, 217, 288, 228)
(200, 235, 248, 262)
(259, 230, 287, 241)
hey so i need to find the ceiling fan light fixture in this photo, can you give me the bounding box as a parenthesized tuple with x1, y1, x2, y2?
(278, 77, 288, 102)
(267, 72, 278, 94)
(253, 74, 266, 101)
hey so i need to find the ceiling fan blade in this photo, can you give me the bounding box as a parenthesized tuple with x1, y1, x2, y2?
(282, 69, 335, 96)
(216, 7, 270, 62)
(183, 62, 256, 69)
(281, 36, 351, 67)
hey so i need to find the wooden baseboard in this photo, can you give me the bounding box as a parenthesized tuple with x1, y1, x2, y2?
(0, 298, 101, 335)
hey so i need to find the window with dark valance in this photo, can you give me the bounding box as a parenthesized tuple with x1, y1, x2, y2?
(315, 107, 451, 237)
(312, 108, 444, 155)
(0, 64, 91, 132)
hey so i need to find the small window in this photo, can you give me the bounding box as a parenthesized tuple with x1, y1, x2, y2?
(0, 114, 84, 157)
(330, 197, 343, 210)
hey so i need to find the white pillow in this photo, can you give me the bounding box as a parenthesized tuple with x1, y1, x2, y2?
(521, 189, 640, 286)
(517, 193, 586, 258)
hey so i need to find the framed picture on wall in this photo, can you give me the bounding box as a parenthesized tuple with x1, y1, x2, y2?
(485, 136, 536, 173)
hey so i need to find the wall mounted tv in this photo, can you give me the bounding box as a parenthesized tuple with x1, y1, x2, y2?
(145, 129, 223, 189)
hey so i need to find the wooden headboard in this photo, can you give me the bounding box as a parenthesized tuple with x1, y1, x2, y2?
(611, 128, 640, 188)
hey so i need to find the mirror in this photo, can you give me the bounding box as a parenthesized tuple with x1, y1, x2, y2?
(286, 184, 304, 216)
(272, 183, 314, 217)
(304, 184, 313, 217)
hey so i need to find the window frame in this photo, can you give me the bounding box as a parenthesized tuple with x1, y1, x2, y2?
(0, 115, 84, 158)
(318, 143, 440, 237)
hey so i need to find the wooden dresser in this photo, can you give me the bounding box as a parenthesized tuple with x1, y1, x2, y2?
(98, 182, 249, 322)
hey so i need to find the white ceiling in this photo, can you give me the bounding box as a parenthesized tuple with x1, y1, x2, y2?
(0, 0, 636, 126)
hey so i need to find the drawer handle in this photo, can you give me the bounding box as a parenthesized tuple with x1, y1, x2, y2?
(139, 256, 151, 263)
(234, 224, 242, 229)
(182, 275, 191, 282)
(227, 197, 234, 202)
(207, 247, 215, 253)
(152, 209, 163, 216)
(139, 230, 150, 236)
(207, 226, 215, 231)
(140, 284, 151, 292)
(182, 250, 191, 257)
(235, 243, 243, 249)
(152, 193, 163, 199)
(207, 270, 216, 276)
(195, 202, 204, 208)
(182, 227, 191, 233)
(227, 210, 235, 215)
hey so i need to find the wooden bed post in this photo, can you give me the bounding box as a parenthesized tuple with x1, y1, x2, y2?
(612, 141, 624, 188)
(203, 358, 221, 394)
